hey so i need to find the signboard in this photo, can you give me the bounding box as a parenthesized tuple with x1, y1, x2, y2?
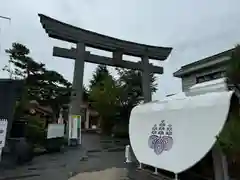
(47, 124, 65, 139)
(70, 115, 81, 141)
(0, 119, 8, 148)
(0, 119, 8, 161)
(72, 115, 81, 129)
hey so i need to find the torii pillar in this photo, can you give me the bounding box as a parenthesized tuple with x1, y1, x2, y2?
(68, 43, 85, 145)
(142, 55, 152, 102)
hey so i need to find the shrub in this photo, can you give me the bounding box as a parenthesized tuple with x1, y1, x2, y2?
(25, 116, 46, 146)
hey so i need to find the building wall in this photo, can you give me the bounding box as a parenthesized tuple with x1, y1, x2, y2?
(181, 65, 227, 92)
(181, 74, 196, 92)
(80, 101, 100, 129)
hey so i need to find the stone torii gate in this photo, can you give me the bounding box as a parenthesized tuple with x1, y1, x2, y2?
(38, 14, 172, 145)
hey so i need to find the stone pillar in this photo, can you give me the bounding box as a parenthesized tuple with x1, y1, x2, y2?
(85, 109, 90, 129)
(135, 55, 152, 167)
(212, 145, 229, 180)
(113, 50, 123, 61)
(222, 154, 229, 180)
(68, 43, 85, 145)
(141, 55, 152, 102)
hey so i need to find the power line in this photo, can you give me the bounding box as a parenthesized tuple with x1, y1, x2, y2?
(0, 15, 11, 22)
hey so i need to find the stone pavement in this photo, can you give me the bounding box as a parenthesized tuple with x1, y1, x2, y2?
(0, 148, 168, 180)
(0, 146, 86, 180)
(68, 150, 171, 180)
(0, 133, 170, 180)
(69, 167, 129, 180)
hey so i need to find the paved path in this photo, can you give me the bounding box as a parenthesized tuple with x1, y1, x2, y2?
(0, 148, 165, 180)
(69, 167, 129, 180)
(0, 133, 167, 180)
(0, 147, 86, 180)
(69, 151, 167, 180)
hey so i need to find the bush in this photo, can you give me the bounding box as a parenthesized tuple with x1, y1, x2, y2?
(100, 117, 114, 135)
(25, 116, 46, 146)
(217, 114, 240, 155)
(15, 139, 34, 164)
(111, 122, 129, 138)
(45, 137, 64, 152)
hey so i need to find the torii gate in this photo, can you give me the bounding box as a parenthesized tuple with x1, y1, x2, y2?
(38, 14, 172, 145)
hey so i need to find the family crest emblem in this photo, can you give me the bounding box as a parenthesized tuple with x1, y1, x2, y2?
(148, 120, 173, 155)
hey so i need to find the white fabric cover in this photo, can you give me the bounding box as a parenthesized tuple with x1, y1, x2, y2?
(129, 78, 233, 173)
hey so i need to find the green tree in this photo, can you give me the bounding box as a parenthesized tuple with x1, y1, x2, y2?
(89, 65, 121, 134)
(116, 68, 157, 120)
(226, 45, 240, 88)
(3, 42, 71, 117)
(88, 65, 158, 135)
(82, 85, 89, 101)
(89, 65, 109, 89)
(217, 45, 240, 155)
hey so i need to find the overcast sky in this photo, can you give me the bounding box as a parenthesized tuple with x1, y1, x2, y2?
(0, 0, 240, 99)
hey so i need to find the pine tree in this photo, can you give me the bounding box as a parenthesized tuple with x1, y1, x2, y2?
(4, 42, 72, 117)
(89, 65, 109, 89)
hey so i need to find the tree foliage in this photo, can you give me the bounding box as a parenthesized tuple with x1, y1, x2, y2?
(89, 76, 121, 117)
(218, 114, 240, 155)
(89, 65, 109, 89)
(88, 64, 158, 134)
(3, 43, 72, 117)
(226, 45, 240, 86)
(217, 45, 240, 155)
(116, 68, 157, 120)
(88, 66, 120, 134)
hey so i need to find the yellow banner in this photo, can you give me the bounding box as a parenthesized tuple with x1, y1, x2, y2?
(71, 115, 81, 119)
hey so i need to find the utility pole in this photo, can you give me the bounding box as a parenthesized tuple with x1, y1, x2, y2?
(0, 15, 11, 21)
(0, 15, 11, 78)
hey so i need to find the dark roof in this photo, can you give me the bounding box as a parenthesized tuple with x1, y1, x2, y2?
(0, 79, 24, 100)
(28, 101, 53, 114)
(38, 14, 172, 60)
(173, 48, 234, 77)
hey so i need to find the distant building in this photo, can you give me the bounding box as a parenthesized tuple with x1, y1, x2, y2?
(80, 101, 100, 130)
(28, 100, 54, 128)
(63, 91, 100, 130)
(173, 49, 238, 178)
(173, 48, 234, 91)
(27, 97, 100, 130)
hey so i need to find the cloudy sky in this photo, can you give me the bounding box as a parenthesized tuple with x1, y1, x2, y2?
(0, 0, 240, 99)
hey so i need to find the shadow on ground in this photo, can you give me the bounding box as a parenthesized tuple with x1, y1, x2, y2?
(0, 133, 209, 180)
